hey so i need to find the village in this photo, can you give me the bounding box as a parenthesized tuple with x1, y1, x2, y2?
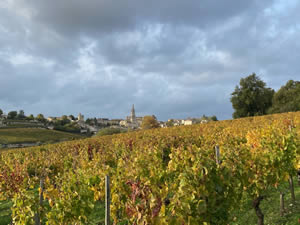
(0, 105, 217, 135)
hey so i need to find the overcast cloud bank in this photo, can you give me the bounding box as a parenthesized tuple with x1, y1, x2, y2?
(0, 0, 299, 120)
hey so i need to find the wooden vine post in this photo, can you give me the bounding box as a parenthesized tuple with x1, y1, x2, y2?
(34, 178, 44, 225)
(288, 175, 296, 204)
(40, 178, 44, 207)
(287, 125, 296, 202)
(215, 145, 220, 165)
(280, 192, 285, 216)
(105, 175, 111, 225)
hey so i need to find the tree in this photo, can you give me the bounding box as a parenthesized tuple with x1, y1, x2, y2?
(230, 73, 274, 118)
(0, 109, 3, 117)
(85, 118, 92, 125)
(69, 115, 76, 121)
(201, 114, 208, 120)
(36, 114, 46, 122)
(268, 80, 300, 114)
(17, 110, 25, 119)
(210, 115, 218, 121)
(93, 118, 98, 126)
(166, 119, 174, 127)
(141, 115, 160, 129)
(7, 111, 18, 119)
(27, 114, 34, 120)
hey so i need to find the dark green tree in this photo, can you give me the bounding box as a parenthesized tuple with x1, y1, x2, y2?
(268, 80, 300, 114)
(210, 115, 218, 121)
(26, 114, 34, 121)
(69, 115, 76, 121)
(231, 73, 274, 118)
(85, 118, 92, 125)
(17, 110, 25, 119)
(0, 109, 3, 116)
(8, 111, 18, 119)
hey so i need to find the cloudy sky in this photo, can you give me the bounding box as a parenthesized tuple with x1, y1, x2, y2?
(0, 0, 299, 120)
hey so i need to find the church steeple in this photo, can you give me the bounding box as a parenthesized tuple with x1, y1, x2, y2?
(130, 104, 136, 123)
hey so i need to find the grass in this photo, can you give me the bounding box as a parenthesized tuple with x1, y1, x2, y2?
(0, 200, 12, 225)
(89, 201, 106, 224)
(0, 128, 83, 145)
(1, 179, 299, 225)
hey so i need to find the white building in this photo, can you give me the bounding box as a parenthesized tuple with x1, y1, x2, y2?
(183, 119, 194, 125)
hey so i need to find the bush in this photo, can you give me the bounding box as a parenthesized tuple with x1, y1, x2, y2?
(53, 124, 81, 133)
(96, 128, 126, 136)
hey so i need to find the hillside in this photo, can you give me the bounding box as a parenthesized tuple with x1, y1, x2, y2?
(0, 128, 83, 147)
(0, 111, 299, 224)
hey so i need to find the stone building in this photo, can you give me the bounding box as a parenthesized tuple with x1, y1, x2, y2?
(120, 104, 143, 129)
(108, 119, 122, 126)
(78, 113, 84, 122)
(97, 118, 109, 126)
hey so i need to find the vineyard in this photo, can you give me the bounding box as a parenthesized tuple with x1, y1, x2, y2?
(0, 112, 299, 225)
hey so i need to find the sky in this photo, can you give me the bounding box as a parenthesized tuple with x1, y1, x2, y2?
(0, 0, 299, 121)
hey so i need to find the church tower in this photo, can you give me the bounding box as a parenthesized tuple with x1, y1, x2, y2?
(78, 113, 84, 122)
(130, 104, 136, 123)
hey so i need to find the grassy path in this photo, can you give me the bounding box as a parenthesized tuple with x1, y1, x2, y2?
(230, 178, 300, 225)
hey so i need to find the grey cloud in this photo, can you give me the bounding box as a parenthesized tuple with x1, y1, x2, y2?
(0, 61, 56, 106)
(24, 0, 265, 36)
(0, 0, 299, 121)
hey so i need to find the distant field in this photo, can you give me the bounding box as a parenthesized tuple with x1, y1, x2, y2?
(0, 128, 83, 145)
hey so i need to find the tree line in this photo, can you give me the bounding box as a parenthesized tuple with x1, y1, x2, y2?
(0, 109, 47, 122)
(0, 110, 82, 133)
(231, 73, 300, 118)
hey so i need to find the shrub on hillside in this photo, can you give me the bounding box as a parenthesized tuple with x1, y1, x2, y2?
(96, 127, 126, 136)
